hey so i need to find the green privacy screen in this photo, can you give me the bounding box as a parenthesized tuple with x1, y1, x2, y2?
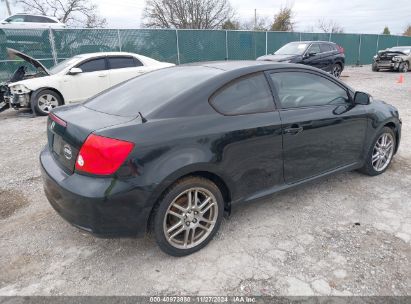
(1, 28, 411, 81)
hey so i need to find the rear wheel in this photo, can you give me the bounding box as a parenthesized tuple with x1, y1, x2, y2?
(331, 63, 342, 78)
(33, 89, 63, 116)
(372, 63, 379, 72)
(359, 127, 396, 176)
(153, 177, 224, 256)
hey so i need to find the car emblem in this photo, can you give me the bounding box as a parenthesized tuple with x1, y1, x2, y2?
(63, 144, 72, 160)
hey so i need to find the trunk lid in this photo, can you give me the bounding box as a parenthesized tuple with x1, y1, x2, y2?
(47, 105, 139, 174)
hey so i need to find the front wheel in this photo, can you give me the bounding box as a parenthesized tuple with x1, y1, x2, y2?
(153, 177, 224, 256)
(372, 63, 379, 72)
(359, 127, 396, 176)
(33, 89, 63, 116)
(399, 62, 409, 73)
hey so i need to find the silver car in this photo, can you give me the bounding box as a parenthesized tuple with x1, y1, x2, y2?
(372, 46, 411, 72)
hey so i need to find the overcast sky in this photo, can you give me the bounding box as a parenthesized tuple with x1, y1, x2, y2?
(1, 0, 410, 34)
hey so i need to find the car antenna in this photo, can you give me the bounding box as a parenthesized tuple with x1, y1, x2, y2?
(139, 111, 147, 123)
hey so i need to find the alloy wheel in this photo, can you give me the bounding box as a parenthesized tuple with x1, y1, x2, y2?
(372, 133, 394, 172)
(38, 94, 58, 113)
(163, 187, 218, 249)
(332, 65, 342, 77)
(401, 62, 409, 73)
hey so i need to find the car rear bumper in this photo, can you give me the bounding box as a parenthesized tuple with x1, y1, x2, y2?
(40, 147, 154, 237)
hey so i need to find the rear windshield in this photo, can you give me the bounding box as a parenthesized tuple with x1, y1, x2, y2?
(84, 66, 221, 117)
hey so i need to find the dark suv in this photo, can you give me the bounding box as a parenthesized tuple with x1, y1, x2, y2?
(257, 41, 345, 78)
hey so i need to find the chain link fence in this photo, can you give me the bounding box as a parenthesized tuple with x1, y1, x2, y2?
(1, 28, 411, 81)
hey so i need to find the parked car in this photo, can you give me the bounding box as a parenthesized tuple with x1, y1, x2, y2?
(41, 61, 401, 256)
(257, 41, 345, 78)
(5, 49, 175, 115)
(372, 46, 411, 72)
(0, 14, 65, 29)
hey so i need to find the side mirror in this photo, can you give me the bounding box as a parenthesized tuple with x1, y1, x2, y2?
(69, 67, 82, 75)
(354, 91, 370, 105)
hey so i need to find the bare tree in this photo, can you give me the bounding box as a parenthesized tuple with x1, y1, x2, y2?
(1, 0, 12, 15)
(241, 15, 269, 31)
(404, 25, 411, 36)
(143, 0, 235, 29)
(317, 19, 344, 33)
(15, 0, 107, 28)
(270, 6, 294, 32)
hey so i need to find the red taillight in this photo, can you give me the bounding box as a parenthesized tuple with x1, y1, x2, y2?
(49, 112, 67, 127)
(75, 134, 134, 175)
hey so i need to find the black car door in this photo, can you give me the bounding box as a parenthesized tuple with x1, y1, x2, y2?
(302, 43, 323, 70)
(319, 43, 336, 72)
(268, 69, 368, 184)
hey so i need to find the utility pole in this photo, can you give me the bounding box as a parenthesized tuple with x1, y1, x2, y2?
(254, 9, 257, 30)
(2, 0, 12, 15)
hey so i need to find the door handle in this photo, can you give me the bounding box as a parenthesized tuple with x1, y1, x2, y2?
(284, 124, 303, 135)
(98, 74, 107, 77)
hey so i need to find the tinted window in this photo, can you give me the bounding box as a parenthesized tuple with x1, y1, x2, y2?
(320, 43, 332, 52)
(84, 67, 222, 117)
(6, 15, 25, 22)
(270, 72, 349, 109)
(307, 44, 321, 54)
(108, 56, 139, 69)
(210, 73, 275, 115)
(78, 58, 106, 73)
(25, 15, 55, 23)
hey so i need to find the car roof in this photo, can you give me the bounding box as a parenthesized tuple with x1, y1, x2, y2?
(6, 13, 62, 22)
(182, 60, 292, 71)
(289, 41, 335, 44)
(74, 52, 142, 59)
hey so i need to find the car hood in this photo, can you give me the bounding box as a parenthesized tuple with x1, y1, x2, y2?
(256, 54, 299, 62)
(7, 48, 50, 75)
(377, 50, 408, 57)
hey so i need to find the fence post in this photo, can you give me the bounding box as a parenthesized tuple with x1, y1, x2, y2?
(176, 29, 180, 64)
(117, 29, 122, 51)
(376, 34, 380, 53)
(329, 32, 332, 42)
(357, 34, 362, 66)
(48, 27, 58, 65)
(225, 30, 229, 60)
(265, 31, 268, 55)
(299, 32, 302, 41)
(397, 36, 399, 46)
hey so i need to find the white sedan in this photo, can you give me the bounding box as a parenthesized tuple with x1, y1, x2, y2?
(8, 50, 175, 115)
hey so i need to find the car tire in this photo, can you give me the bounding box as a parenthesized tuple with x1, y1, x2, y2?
(331, 63, 342, 78)
(399, 62, 409, 73)
(32, 89, 63, 116)
(153, 176, 224, 256)
(359, 127, 396, 176)
(372, 63, 379, 72)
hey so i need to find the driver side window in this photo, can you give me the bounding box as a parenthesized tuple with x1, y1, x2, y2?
(307, 43, 321, 54)
(270, 72, 350, 109)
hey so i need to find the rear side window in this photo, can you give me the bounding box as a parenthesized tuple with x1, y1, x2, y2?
(78, 58, 106, 73)
(84, 66, 222, 117)
(210, 73, 275, 115)
(6, 15, 25, 22)
(320, 43, 332, 52)
(270, 71, 349, 109)
(108, 56, 140, 69)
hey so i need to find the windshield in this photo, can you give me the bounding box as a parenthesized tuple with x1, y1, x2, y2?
(49, 57, 82, 74)
(389, 47, 411, 54)
(84, 66, 222, 117)
(275, 43, 308, 55)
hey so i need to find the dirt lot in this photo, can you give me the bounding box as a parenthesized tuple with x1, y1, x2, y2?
(0, 65, 410, 296)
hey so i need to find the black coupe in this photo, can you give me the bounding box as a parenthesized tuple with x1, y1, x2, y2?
(41, 61, 401, 256)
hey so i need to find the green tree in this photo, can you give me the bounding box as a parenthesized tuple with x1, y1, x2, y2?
(270, 6, 294, 32)
(382, 26, 391, 35)
(222, 19, 240, 30)
(404, 25, 411, 36)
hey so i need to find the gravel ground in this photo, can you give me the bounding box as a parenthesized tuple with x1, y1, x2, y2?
(0, 65, 410, 296)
